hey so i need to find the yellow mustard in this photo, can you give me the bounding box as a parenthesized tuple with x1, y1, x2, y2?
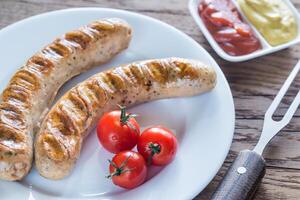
(238, 0, 298, 46)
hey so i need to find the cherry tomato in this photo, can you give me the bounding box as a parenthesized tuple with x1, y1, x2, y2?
(97, 106, 139, 154)
(107, 151, 147, 189)
(137, 126, 178, 166)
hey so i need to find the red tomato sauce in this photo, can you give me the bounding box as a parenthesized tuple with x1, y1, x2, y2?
(198, 0, 261, 56)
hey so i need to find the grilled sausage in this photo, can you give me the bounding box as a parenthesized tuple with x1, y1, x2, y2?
(0, 19, 132, 181)
(34, 57, 217, 179)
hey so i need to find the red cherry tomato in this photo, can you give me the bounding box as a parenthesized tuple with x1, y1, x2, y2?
(97, 106, 139, 154)
(137, 126, 178, 166)
(107, 151, 147, 189)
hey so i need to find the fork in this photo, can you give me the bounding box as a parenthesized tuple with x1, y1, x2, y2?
(211, 61, 300, 200)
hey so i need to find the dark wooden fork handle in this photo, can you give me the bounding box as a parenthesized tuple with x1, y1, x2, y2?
(211, 150, 266, 200)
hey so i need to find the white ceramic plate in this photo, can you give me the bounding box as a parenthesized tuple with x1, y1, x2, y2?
(189, 0, 300, 62)
(0, 8, 234, 200)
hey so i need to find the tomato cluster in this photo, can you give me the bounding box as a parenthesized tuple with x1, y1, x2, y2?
(97, 106, 178, 189)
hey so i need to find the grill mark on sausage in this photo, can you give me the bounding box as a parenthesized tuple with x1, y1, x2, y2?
(76, 80, 107, 114)
(58, 38, 78, 51)
(85, 80, 107, 106)
(113, 67, 134, 86)
(0, 109, 25, 130)
(61, 99, 87, 127)
(68, 91, 89, 119)
(0, 142, 26, 155)
(99, 73, 118, 93)
(122, 66, 135, 82)
(94, 75, 115, 96)
(58, 104, 81, 136)
(104, 72, 126, 91)
(27, 55, 54, 75)
(84, 27, 102, 40)
(80, 27, 97, 40)
(147, 61, 168, 83)
(76, 85, 96, 115)
(43, 41, 72, 59)
(0, 124, 26, 144)
(10, 71, 37, 91)
(2, 85, 31, 106)
(89, 20, 115, 32)
(65, 31, 92, 50)
(128, 64, 146, 85)
(68, 89, 94, 134)
(48, 109, 73, 137)
(0, 103, 23, 117)
(41, 133, 67, 161)
(173, 60, 198, 80)
(59, 83, 105, 135)
(10, 69, 40, 90)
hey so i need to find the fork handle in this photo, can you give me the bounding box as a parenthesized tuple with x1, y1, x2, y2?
(211, 150, 266, 200)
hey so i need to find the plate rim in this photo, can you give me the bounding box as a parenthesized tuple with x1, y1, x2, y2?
(0, 7, 235, 199)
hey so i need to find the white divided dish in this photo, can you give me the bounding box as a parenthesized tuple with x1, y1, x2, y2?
(189, 0, 300, 62)
(0, 8, 235, 200)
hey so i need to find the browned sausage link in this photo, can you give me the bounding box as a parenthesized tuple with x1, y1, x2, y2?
(35, 58, 216, 179)
(0, 18, 132, 181)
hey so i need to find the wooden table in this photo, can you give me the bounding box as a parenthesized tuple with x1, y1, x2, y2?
(1, 0, 300, 199)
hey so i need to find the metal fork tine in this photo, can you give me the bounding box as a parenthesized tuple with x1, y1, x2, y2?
(265, 60, 300, 121)
(281, 89, 300, 126)
(254, 60, 300, 154)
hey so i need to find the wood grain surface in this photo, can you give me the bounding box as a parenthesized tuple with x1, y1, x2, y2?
(1, 0, 300, 199)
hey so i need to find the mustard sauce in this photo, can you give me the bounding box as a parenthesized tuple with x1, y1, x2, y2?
(238, 0, 298, 46)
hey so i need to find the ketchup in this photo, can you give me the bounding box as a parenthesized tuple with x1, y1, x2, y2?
(199, 0, 261, 56)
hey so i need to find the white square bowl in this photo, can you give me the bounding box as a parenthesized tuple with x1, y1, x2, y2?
(189, 0, 300, 62)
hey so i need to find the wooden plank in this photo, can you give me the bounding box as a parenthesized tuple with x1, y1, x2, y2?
(235, 95, 300, 119)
